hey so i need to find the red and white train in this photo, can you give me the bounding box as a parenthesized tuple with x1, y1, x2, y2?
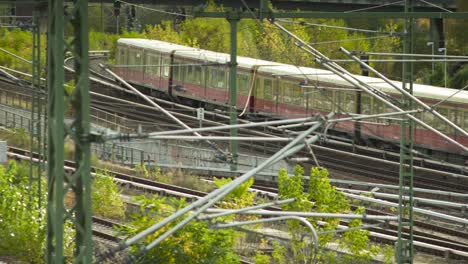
(115, 38, 467, 160)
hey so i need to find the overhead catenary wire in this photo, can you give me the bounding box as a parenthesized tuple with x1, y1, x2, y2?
(366, 52, 468, 59)
(332, 59, 468, 63)
(431, 83, 468, 109)
(417, 0, 453, 13)
(277, 18, 403, 35)
(272, 20, 467, 152)
(309, 35, 396, 46)
(344, 0, 404, 13)
(99, 64, 230, 159)
(99, 114, 331, 264)
(115, 0, 193, 17)
(341, 47, 468, 138)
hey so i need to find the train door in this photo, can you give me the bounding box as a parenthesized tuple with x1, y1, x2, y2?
(237, 72, 251, 112)
(116, 46, 127, 77)
(160, 54, 171, 92)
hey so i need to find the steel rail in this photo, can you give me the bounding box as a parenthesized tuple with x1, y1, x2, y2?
(111, 113, 332, 263)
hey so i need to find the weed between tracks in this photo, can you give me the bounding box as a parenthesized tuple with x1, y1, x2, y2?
(134, 163, 214, 193)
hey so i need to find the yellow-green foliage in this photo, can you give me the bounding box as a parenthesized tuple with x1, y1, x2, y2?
(0, 28, 46, 76)
(278, 165, 380, 263)
(92, 171, 126, 219)
(0, 128, 30, 149)
(118, 195, 240, 263)
(214, 177, 256, 209)
(0, 160, 75, 263)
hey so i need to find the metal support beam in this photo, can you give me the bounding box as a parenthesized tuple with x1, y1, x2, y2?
(397, 1, 415, 263)
(46, 0, 93, 263)
(228, 13, 239, 170)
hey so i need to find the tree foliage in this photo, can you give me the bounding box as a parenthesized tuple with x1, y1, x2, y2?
(0, 161, 45, 263)
(277, 165, 380, 263)
(92, 171, 126, 219)
(118, 195, 240, 264)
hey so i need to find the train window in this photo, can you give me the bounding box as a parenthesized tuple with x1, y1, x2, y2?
(162, 58, 170, 77)
(145, 54, 151, 74)
(238, 74, 250, 95)
(449, 109, 459, 123)
(433, 108, 448, 132)
(208, 68, 225, 89)
(422, 111, 434, 128)
(338, 92, 355, 113)
(292, 85, 302, 106)
(361, 94, 372, 114)
(255, 77, 263, 100)
(316, 89, 333, 111)
(187, 65, 194, 82)
(172, 62, 180, 80)
(464, 112, 468, 130)
(373, 99, 384, 114)
(194, 66, 202, 85)
(216, 70, 226, 89)
(117, 48, 126, 65)
(151, 54, 161, 76)
(449, 109, 461, 134)
(128, 50, 135, 66)
(264, 79, 274, 101)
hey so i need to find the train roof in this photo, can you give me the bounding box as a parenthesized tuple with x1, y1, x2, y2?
(118, 38, 468, 105)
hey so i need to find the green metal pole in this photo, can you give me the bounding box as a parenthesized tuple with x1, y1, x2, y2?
(46, 0, 65, 262)
(71, 0, 93, 262)
(397, 0, 415, 263)
(228, 14, 239, 170)
(46, 0, 93, 263)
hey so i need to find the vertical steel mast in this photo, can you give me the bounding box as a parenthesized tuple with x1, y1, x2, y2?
(29, 4, 43, 208)
(397, 0, 415, 263)
(46, 0, 92, 263)
(228, 11, 239, 170)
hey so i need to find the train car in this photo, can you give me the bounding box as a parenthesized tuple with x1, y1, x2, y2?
(115, 38, 468, 160)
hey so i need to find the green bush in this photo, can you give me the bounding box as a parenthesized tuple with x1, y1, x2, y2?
(92, 171, 126, 219)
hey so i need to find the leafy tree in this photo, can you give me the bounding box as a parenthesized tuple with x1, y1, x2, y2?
(118, 195, 240, 264)
(277, 165, 380, 263)
(0, 161, 45, 263)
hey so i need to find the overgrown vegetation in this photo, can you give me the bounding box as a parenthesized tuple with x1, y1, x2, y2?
(92, 171, 126, 219)
(135, 163, 214, 193)
(0, 156, 125, 262)
(122, 165, 392, 263)
(0, 161, 45, 263)
(118, 195, 240, 264)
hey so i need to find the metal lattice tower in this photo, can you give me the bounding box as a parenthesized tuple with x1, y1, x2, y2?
(397, 0, 415, 263)
(46, 0, 93, 263)
(29, 6, 44, 209)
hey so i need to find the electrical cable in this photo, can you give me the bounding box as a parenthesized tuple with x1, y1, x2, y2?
(277, 18, 402, 35)
(344, 0, 404, 13)
(116, 0, 193, 17)
(417, 0, 453, 13)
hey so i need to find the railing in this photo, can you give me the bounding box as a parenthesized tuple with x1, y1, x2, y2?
(0, 89, 292, 174)
(92, 140, 291, 174)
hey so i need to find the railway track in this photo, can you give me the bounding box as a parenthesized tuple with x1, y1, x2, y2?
(2, 65, 468, 260)
(79, 62, 468, 191)
(6, 146, 468, 261)
(1, 71, 467, 195)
